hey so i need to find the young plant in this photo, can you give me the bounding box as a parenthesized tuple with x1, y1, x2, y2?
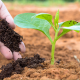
(14, 10, 80, 65)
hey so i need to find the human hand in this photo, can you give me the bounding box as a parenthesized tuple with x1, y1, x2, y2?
(0, 0, 26, 60)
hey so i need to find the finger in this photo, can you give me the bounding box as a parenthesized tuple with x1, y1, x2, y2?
(0, 0, 16, 29)
(13, 51, 22, 60)
(0, 45, 13, 60)
(19, 42, 26, 53)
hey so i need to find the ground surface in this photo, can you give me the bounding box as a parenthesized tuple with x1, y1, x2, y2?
(0, 3, 80, 80)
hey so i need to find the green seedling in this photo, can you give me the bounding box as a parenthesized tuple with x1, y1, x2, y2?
(14, 10, 80, 65)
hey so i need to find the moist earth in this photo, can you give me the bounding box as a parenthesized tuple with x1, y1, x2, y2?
(0, 54, 45, 80)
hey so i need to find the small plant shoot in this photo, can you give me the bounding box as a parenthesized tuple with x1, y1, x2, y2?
(14, 10, 80, 65)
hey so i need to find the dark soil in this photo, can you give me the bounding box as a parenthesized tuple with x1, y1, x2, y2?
(0, 54, 45, 80)
(0, 18, 22, 52)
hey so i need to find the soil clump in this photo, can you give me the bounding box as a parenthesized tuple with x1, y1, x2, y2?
(0, 54, 45, 80)
(0, 18, 22, 52)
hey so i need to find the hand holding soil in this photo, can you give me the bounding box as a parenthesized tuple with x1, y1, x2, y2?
(0, 0, 26, 60)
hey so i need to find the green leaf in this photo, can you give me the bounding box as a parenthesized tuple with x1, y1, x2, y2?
(57, 20, 78, 40)
(63, 23, 80, 31)
(58, 20, 78, 32)
(54, 10, 59, 27)
(62, 20, 79, 33)
(58, 20, 78, 30)
(14, 13, 52, 43)
(32, 13, 53, 26)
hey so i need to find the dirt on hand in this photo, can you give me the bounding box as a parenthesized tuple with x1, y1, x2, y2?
(0, 18, 22, 52)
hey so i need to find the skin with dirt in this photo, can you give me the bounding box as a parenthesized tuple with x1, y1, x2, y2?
(0, 3, 80, 80)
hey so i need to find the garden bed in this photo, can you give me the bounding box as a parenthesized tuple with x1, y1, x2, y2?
(1, 43, 80, 80)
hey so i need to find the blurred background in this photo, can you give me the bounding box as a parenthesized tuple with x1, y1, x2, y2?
(2, 0, 80, 7)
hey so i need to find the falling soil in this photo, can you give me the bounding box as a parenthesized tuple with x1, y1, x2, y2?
(0, 18, 22, 52)
(0, 54, 45, 80)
